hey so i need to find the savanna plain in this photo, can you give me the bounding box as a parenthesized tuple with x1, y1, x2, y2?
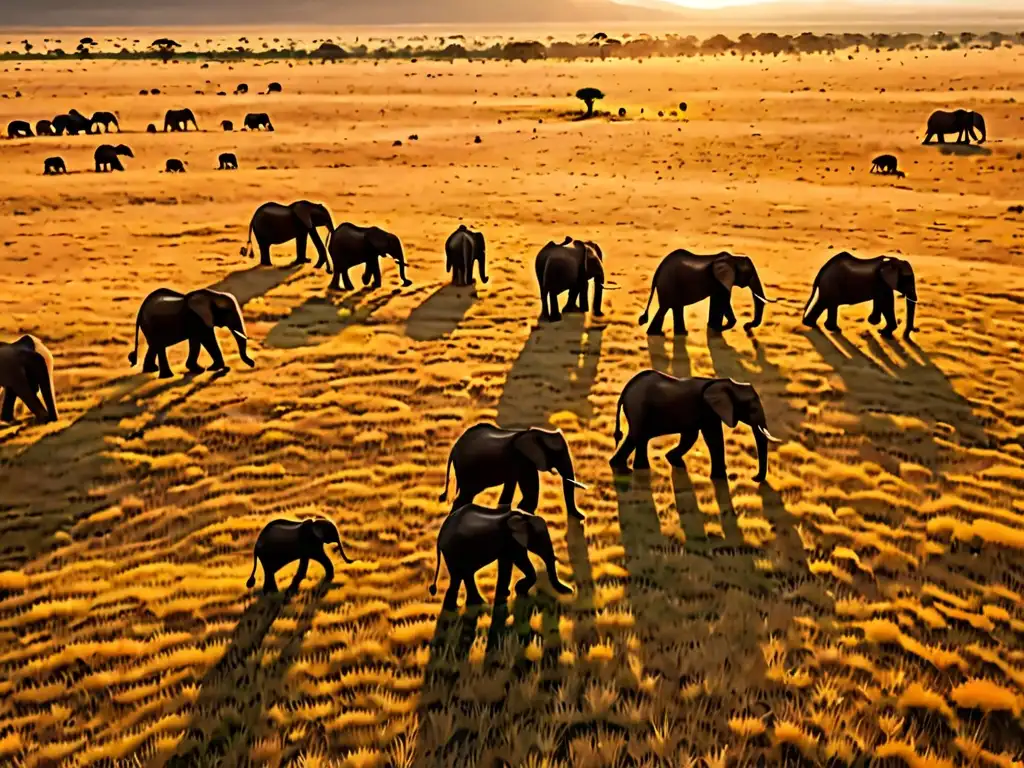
(0, 38, 1023, 768)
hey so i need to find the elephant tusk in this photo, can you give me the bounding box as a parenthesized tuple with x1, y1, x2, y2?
(232, 329, 248, 341)
(564, 478, 588, 490)
(904, 297, 918, 304)
(601, 283, 621, 291)
(758, 425, 782, 444)
(752, 293, 779, 304)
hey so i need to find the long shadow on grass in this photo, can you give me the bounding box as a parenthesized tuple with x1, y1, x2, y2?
(647, 335, 691, 378)
(207, 264, 302, 305)
(263, 287, 400, 349)
(404, 283, 478, 342)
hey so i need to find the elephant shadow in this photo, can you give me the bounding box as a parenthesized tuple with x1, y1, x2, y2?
(647, 335, 691, 379)
(936, 144, 992, 157)
(404, 283, 478, 342)
(207, 264, 302, 306)
(495, 313, 604, 430)
(263, 287, 400, 350)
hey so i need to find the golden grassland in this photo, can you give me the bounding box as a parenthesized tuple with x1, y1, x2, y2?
(0, 40, 1023, 767)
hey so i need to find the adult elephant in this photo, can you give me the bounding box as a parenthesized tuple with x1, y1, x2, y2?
(127, 287, 255, 378)
(246, 517, 355, 594)
(94, 144, 134, 172)
(444, 224, 488, 286)
(439, 422, 586, 520)
(639, 249, 775, 336)
(0, 335, 58, 424)
(52, 110, 92, 135)
(164, 108, 199, 132)
(243, 112, 274, 131)
(242, 200, 333, 268)
(610, 370, 780, 481)
(429, 503, 574, 610)
(35, 119, 56, 136)
(535, 237, 611, 322)
(7, 120, 32, 138)
(327, 223, 411, 290)
(923, 109, 986, 145)
(802, 252, 918, 339)
(90, 111, 120, 133)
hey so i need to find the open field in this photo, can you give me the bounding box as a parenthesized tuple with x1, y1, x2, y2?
(1, 41, 1023, 767)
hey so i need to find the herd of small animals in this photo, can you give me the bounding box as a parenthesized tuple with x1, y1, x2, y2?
(0, 101, 990, 610)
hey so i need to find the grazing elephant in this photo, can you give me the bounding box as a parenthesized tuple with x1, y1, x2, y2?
(923, 109, 986, 145)
(7, 120, 32, 138)
(0, 335, 58, 424)
(242, 200, 333, 268)
(429, 503, 573, 610)
(52, 110, 92, 135)
(246, 517, 355, 594)
(127, 287, 255, 378)
(268, 82, 283, 93)
(871, 154, 899, 174)
(535, 237, 612, 322)
(235, 83, 249, 94)
(327, 223, 411, 290)
(94, 144, 134, 172)
(243, 112, 274, 131)
(146, 123, 157, 134)
(35, 119, 55, 136)
(43, 157, 67, 175)
(221, 120, 234, 132)
(610, 370, 780, 481)
(802, 252, 918, 339)
(439, 422, 586, 520)
(444, 224, 488, 286)
(218, 152, 238, 170)
(164, 108, 199, 132)
(165, 158, 187, 173)
(639, 250, 775, 336)
(90, 111, 119, 132)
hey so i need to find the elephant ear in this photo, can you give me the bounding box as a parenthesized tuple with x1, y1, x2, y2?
(507, 515, 529, 549)
(712, 258, 736, 291)
(879, 259, 899, 291)
(186, 292, 215, 328)
(514, 431, 550, 471)
(704, 381, 738, 428)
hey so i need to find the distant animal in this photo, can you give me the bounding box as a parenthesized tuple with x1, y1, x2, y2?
(267, 82, 282, 93)
(870, 154, 899, 174)
(139, 89, 148, 96)
(146, 123, 157, 133)
(535, 237, 610, 322)
(165, 158, 187, 173)
(34, 119, 55, 136)
(242, 200, 333, 267)
(610, 370, 780, 481)
(243, 112, 274, 131)
(89, 111, 119, 133)
(246, 517, 355, 594)
(127, 287, 254, 378)
(94, 144, 134, 172)
(430, 503, 573, 610)
(618, 107, 626, 117)
(43, 156, 67, 175)
(220, 119, 234, 131)
(52, 110, 91, 135)
(7, 120, 32, 138)
(234, 83, 249, 94)
(638, 250, 775, 336)
(327, 223, 411, 290)
(0, 335, 58, 424)
(151, 88, 161, 95)
(164, 108, 198, 132)
(440, 422, 585, 519)
(444, 224, 488, 286)
(218, 152, 238, 170)
(923, 109, 986, 145)
(894, 170, 906, 179)
(802, 252, 918, 339)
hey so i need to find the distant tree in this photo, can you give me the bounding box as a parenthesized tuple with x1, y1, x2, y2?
(576, 86, 605, 117)
(150, 38, 180, 63)
(701, 34, 734, 55)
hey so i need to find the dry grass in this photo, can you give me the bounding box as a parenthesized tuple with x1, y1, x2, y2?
(1, 36, 1023, 767)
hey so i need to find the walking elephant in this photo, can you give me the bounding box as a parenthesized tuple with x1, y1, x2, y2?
(439, 422, 586, 520)
(43, 157, 67, 175)
(94, 144, 134, 172)
(870, 154, 899, 174)
(445, 224, 488, 286)
(220, 120, 234, 132)
(327, 223, 411, 290)
(802, 252, 918, 339)
(535, 237, 612, 322)
(638, 249, 774, 336)
(90, 111, 120, 132)
(429, 503, 574, 610)
(923, 109, 986, 145)
(52, 110, 92, 135)
(0, 335, 58, 424)
(610, 370, 780, 481)
(127, 287, 255, 378)
(243, 112, 274, 131)
(35, 119, 56, 136)
(218, 152, 238, 170)
(242, 200, 333, 268)
(7, 120, 32, 138)
(165, 159, 187, 173)
(164, 108, 199, 132)
(246, 517, 355, 594)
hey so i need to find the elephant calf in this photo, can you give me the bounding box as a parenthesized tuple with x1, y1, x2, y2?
(43, 157, 67, 175)
(218, 152, 238, 170)
(165, 158, 187, 173)
(247, 517, 355, 594)
(327, 222, 411, 290)
(0, 335, 58, 424)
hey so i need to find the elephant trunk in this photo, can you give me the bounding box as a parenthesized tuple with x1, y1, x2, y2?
(591, 280, 604, 317)
(477, 250, 489, 284)
(754, 427, 769, 483)
(232, 328, 255, 367)
(335, 541, 355, 564)
(746, 272, 767, 330)
(556, 454, 584, 520)
(974, 113, 986, 144)
(393, 242, 412, 286)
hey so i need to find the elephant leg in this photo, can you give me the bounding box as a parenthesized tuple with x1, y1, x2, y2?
(157, 348, 174, 379)
(142, 347, 160, 374)
(701, 418, 727, 479)
(609, 434, 636, 472)
(15, 386, 49, 423)
(665, 429, 699, 467)
(497, 480, 516, 507)
(370, 260, 383, 289)
(633, 437, 652, 471)
(184, 337, 204, 374)
(313, 550, 334, 583)
(539, 290, 550, 321)
(824, 306, 840, 333)
(201, 329, 227, 371)
(0, 388, 17, 422)
(442, 573, 462, 611)
(672, 304, 688, 337)
(516, 469, 540, 514)
(293, 232, 310, 265)
(512, 549, 537, 596)
(452, 488, 477, 511)
(287, 557, 309, 593)
(337, 266, 356, 292)
(258, 239, 273, 267)
(578, 284, 590, 313)
(721, 301, 737, 331)
(923, 132, 934, 144)
(464, 573, 485, 606)
(495, 557, 513, 604)
(263, 567, 279, 594)
(804, 295, 827, 328)
(876, 292, 898, 337)
(548, 292, 562, 322)
(647, 306, 669, 336)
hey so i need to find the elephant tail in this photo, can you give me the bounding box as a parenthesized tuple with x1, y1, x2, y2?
(638, 265, 659, 326)
(127, 308, 142, 366)
(428, 536, 442, 596)
(246, 549, 258, 588)
(438, 447, 455, 502)
(614, 387, 626, 444)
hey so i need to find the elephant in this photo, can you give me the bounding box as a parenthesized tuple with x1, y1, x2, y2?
(444, 224, 488, 287)
(268, 82, 283, 93)
(89, 111, 120, 132)
(871, 154, 899, 174)
(94, 144, 134, 172)
(218, 152, 238, 170)
(242, 200, 333, 268)
(802, 252, 918, 340)
(43, 157, 67, 175)
(221, 120, 234, 132)
(609, 370, 780, 481)
(638, 249, 775, 336)
(35, 119, 55, 136)
(243, 112, 274, 131)
(923, 109, 986, 145)
(327, 223, 411, 291)
(7, 120, 32, 138)
(0, 335, 58, 424)
(439, 422, 586, 520)
(246, 517, 355, 594)
(164, 108, 199, 132)
(127, 287, 255, 378)
(535, 237, 613, 322)
(146, 123, 157, 134)
(52, 110, 92, 135)
(235, 83, 249, 94)
(165, 158, 187, 173)
(429, 503, 573, 610)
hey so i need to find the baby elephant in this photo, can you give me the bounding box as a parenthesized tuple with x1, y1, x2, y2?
(221, 120, 234, 132)
(218, 152, 238, 170)
(43, 157, 67, 175)
(870, 154, 899, 175)
(247, 517, 355, 594)
(165, 158, 187, 173)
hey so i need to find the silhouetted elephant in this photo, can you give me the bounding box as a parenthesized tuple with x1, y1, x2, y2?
(146, 123, 157, 134)
(7, 120, 32, 138)
(610, 370, 780, 481)
(234, 83, 249, 94)
(0, 335, 58, 424)
(35, 119, 55, 136)
(923, 109, 986, 145)
(268, 82, 283, 93)
(327, 223, 411, 290)
(165, 158, 186, 173)
(870, 154, 899, 174)
(164, 108, 198, 132)
(802, 252, 918, 339)
(127, 287, 255, 378)
(218, 152, 238, 170)
(52, 110, 91, 135)
(445, 224, 488, 286)
(242, 200, 333, 268)
(43, 157, 67, 175)
(439, 422, 586, 520)
(94, 144, 134, 172)
(535, 237, 611, 321)
(220, 120, 234, 132)
(89, 111, 119, 132)
(246, 517, 355, 594)
(429, 504, 573, 610)
(639, 249, 774, 336)
(243, 112, 274, 131)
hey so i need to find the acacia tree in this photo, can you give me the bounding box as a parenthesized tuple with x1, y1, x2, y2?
(576, 87, 605, 118)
